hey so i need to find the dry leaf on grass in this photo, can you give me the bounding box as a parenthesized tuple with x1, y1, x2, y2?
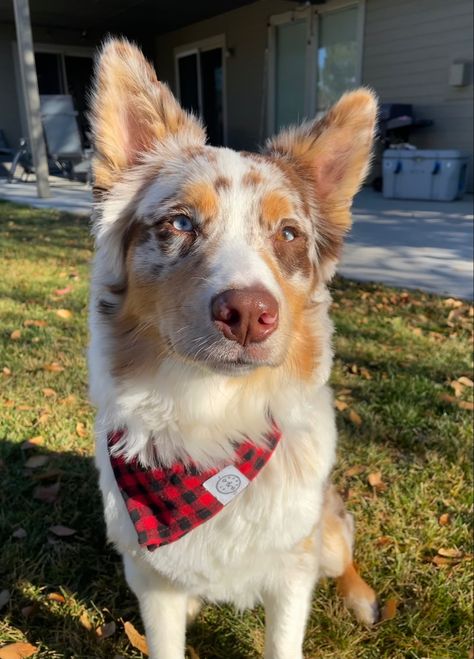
(334, 399, 348, 412)
(47, 592, 66, 603)
(432, 555, 453, 567)
(59, 394, 76, 406)
(54, 286, 72, 296)
(438, 547, 463, 559)
(24, 455, 49, 469)
(360, 367, 372, 380)
(0, 590, 10, 610)
(450, 380, 464, 397)
(49, 525, 76, 537)
(438, 513, 450, 526)
(96, 621, 116, 640)
(375, 536, 393, 547)
(21, 436, 44, 450)
(368, 471, 387, 492)
(123, 621, 149, 655)
(79, 609, 93, 631)
(444, 298, 463, 308)
(344, 465, 365, 478)
(76, 422, 88, 438)
(12, 528, 27, 539)
(24, 319, 47, 328)
(0, 642, 38, 659)
(55, 309, 73, 320)
(43, 362, 64, 373)
(10, 330, 21, 341)
(380, 597, 398, 621)
(42, 388, 56, 398)
(186, 646, 200, 659)
(458, 376, 474, 387)
(3, 367, 11, 376)
(349, 409, 362, 427)
(33, 481, 60, 504)
(440, 393, 474, 411)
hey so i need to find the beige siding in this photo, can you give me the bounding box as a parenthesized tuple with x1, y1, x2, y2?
(363, 0, 473, 187)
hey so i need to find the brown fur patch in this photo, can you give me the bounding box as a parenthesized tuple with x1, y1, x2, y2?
(214, 176, 231, 191)
(260, 190, 293, 227)
(242, 169, 264, 187)
(181, 181, 219, 219)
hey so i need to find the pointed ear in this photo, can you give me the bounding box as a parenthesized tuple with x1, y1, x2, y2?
(265, 89, 377, 229)
(90, 38, 206, 190)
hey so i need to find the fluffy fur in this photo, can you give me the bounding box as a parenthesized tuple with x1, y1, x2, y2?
(89, 38, 378, 659)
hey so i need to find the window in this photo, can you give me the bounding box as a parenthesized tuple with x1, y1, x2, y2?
(175, 37, 226, 146)
(34, 48, 94, 146)
(268, 2, 364, 133)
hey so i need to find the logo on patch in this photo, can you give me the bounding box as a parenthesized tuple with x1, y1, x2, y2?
(203, 465, 249, 505)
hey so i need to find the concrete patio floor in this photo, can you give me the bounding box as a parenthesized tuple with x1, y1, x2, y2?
(0, 176, 472, 299)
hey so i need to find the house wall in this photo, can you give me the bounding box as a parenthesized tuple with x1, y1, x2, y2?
(155, 0, 473, 187)
(363, 0, 473, 186)
(155, 0, 296, 150)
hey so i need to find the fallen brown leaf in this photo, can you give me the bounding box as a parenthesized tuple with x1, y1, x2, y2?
(37, 413, 50, 425)
(349, 409, 362, 427)
(458, 376, 474, 387)
(375, 536, 393, 547)
(43, 362, 64, 373)
(3, 367, 11, 376)
(0, 642, 38, 659)
(432, 555, 453, 567)
(33, 481, 60, 504)
(59, 394, 76, 406)
(380, 597, 398, 621)
(186, 646, 200, 659)
(42, 388, 56, 398)
(10, 329, 21, 341)
(54, 286, 72, 296)
(79, 609, 93, 631)
(334, 399, 349, 412)
(49, 525, 76, 537)
(0, 590, 10, 610)
(47, 592, 66, 603)
(123, 621, 149, 655)
(21, 436, 44, 449)
(344, 465, 365, 478)
(368, 471, 387, 492)
(440, 393, 474, 411)
(24, 319, 47, 328)
(450, 380, 464, 397)
(438, 547, 463, 559)
(16, 404, 33, 411)
(76, 422, 88, 438)
(444, 298, 463, 308)
(24, 455, 49, 469)
(438, 513, 450, 526)
(96, 621, 116, 640)
(360, 367, 372, 380)
(55, 309, 73, 320)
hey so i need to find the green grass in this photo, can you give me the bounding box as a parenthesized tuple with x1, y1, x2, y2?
(0, 201, 472, 659)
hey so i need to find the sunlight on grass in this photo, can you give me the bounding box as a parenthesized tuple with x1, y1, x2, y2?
(0, 201, 472, 658)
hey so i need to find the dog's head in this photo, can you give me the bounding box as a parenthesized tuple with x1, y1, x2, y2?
(90, 39, 376, 382)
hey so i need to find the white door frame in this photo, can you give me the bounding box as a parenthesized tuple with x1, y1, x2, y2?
(174, 34, 228, 145)
(267, 0, 365, 136)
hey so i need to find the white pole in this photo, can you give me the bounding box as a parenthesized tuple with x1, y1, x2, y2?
(13, 0, 50, 198)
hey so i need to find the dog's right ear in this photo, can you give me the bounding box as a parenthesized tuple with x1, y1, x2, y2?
(90, 38, 206, 191)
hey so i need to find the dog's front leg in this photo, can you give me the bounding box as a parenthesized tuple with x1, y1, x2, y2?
(124, 555, 187, 659)
(262, 564, 317, 659)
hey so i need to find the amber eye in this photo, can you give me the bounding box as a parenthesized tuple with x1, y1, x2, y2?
(171, 215, 194, 232)
(278, 226, 297, 242)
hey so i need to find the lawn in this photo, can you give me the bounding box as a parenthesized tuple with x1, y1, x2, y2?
(0, 201, 472, 659)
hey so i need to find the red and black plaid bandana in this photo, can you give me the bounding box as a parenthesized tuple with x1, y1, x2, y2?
(108, 425, 281, 551)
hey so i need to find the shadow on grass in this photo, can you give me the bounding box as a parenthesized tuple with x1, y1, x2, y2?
(0, 439, 259, 659)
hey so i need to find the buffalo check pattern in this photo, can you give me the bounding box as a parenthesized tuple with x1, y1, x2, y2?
(108, 425, 282, 551)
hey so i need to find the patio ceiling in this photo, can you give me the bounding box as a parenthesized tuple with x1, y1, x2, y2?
(0, 0, 258, 35)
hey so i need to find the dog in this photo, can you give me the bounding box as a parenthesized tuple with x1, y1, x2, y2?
(88, 38, 378, 659)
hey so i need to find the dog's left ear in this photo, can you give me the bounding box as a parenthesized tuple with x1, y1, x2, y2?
(90, 38, 206, 191)
(265, 89, 377, 230)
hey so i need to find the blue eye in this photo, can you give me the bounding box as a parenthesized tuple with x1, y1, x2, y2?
(280, 227, 296, 242)
(172, 215, 194, 232)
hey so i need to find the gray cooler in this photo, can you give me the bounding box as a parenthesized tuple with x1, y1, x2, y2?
(383, 149, 468, 201)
